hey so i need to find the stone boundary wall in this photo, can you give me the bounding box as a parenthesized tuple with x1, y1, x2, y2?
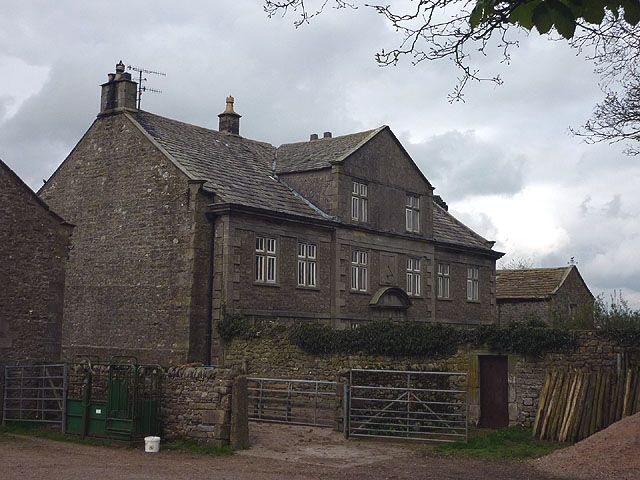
(160, 366, 248, 449)
(223, 330, 638, 428)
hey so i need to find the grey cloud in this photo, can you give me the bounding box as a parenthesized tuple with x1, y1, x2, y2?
(404, 130, 525, 201)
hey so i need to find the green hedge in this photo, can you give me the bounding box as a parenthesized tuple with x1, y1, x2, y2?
(288, 319, 575, 358)
(218, 313, 577, 358)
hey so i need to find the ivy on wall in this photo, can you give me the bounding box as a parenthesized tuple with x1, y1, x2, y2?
(218, 313, 578, 358)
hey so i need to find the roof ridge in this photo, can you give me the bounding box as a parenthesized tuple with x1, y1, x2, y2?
(134, 110, 275, 149)
(277, 127, 383, 148)
(1, 158, 72, 226)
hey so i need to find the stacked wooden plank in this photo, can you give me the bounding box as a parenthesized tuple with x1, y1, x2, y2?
(533, 369, 640, 442)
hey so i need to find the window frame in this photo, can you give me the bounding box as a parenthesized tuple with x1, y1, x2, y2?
(405, 194, 420, 233)
(351, 181, 369, 223)
(255, 235, 277, 284)
(466, 266, 479, 302)
(297, 242, 317, 288)
(350, 249, 369, 292)
(437, 263, 450, 299)
(406, 257, 422, 297)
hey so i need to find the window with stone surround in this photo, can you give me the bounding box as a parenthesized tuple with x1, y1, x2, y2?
(351, 181, 368, 223)
(351, 250, 368, 292)
(255, 236, 277, 283)
(297, 242, 317, 287)
(467, 266, 479, 301)
(437, 263, 450, 299)
(405, 195, 420, 233)
(406, 257, 421, 296)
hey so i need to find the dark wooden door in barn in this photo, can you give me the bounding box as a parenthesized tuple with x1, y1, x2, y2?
(479, 355, 509, 428)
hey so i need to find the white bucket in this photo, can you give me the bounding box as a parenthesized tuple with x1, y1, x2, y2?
(144, 436, 161, 453)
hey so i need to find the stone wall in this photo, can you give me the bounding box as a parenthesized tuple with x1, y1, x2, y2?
(224, 329, 638, 428)
(1, 160, 72, 365)
(160, 366, 248, 448)
(39, 112, 211, 365)
(512, 330, 631, 425)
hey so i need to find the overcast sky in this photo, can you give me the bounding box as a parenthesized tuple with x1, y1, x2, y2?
(1, 1, 639, 307)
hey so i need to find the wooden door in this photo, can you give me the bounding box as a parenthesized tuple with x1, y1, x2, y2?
(479, 355, 509, 428)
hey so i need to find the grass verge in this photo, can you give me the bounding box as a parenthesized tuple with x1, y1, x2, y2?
(0, 423, 120, 447)
(434, 427, 566, 460)
(162, 439, 234, 456)
(0, 424, 233, 456)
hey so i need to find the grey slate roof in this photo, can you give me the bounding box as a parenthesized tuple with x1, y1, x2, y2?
(129, 111, 325, 219)
(432, 202, 495, 251)
(128, 111, 498, 254)
(496, 267, 573, 299)
(275, 128, 384, 174)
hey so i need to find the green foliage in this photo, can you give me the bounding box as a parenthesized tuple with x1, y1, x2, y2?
(163, 439, 234, 456)
(471, 0, 640, 40)
(289, 321, 461, 357)
(595, 291, 640, 346)
(288, 320, 575, 358)
(217, 311, 255, 342)
(435, 426, 566, 459)
(470, 319, 577, 357)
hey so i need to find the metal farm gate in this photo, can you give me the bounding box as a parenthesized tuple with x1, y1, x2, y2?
(2, 364, 67, 431)
(347, 369, 468, 442)
(247, 377, 338, 427)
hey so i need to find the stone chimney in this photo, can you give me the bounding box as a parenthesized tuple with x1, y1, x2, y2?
(100, 61, 137, 114)
(323, 132, 332, 138)
(218, 95, 241, 135)
(310, 133, 318, 141)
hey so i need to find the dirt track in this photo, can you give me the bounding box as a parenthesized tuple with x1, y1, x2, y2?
(0, 423, 560, 480)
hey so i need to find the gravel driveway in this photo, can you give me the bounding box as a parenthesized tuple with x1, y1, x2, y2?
(0, 423, 561, 480)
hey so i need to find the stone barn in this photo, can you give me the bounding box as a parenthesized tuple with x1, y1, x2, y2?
(496, 265, 594, 326)
(0, 158, 72, 413)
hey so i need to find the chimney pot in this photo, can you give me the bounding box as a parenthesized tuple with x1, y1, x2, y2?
(100, 61, 137, 114)
(323, 132, 332, 138)
(218, 95, 241, 135)
(310, 133, 319, 141)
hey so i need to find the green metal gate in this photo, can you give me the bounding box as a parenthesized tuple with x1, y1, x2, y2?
(65, 358, 160, 441)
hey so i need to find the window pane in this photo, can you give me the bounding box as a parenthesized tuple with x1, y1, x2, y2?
(412, 210, 420, 232)
(360, 252, 368, 265)
(256, 255, 264, 282)
(415, 274, 421, 296)
(414, 197, 419, 209)
(308, 245, 316, 259)
(361, 198, 368, 222)
(256, 237, 264, 252)
(352, 250, 358, 263)
(444, 277, 449, 298)
(308, 262, 316, 287)
(298, 260, 305, 285)
(360, 184, 367, 197)
(267, 257, 276, 282)
(406, 208, 412, 230)
(351, 266, 358, 289)
(351, 196, 359, 220)
(360, 267, 367, 291)
(352, 182, 359, 194)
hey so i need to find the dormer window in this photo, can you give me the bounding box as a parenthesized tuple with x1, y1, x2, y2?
(351, 181, 368, 222)
(406, 195, 420, 233)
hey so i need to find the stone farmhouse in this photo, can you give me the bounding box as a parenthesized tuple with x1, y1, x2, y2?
(496, 265, 594, 325)
(39, 62, 503, 366)
(0, 158, 72, 367)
